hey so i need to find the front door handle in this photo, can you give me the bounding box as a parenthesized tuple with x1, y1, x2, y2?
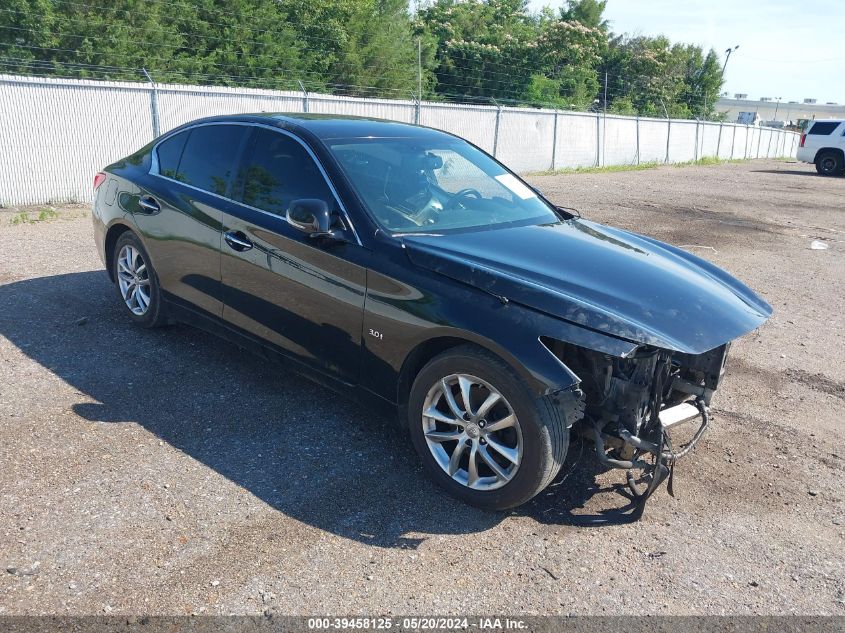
(137, 195, 160, 213)
(224, 230, 253, 252)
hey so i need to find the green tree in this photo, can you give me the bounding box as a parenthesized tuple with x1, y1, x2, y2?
(560, 0, 609, 31)
(535, 13, 605, 109)
(329, 0, 420, 97)
(0, 0, 57, 75)
(605, 35, 724, 118)
(418, 0, 537, 102)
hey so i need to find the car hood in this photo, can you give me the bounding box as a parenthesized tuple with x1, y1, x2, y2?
(402, 219, 772, 355)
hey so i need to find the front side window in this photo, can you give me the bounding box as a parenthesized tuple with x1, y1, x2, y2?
(808, 121, 840, 135)
(327, 136, 559, 234)
(236, 128, 333, 216)
(175, 125, 248, 196)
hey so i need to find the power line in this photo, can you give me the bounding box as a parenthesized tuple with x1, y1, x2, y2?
(0, 16, 544, 88)
(0, 22, 537, 96)
(0, 40, 559, 103)
(0, 5, 557, 85)
(0, 57, 503, 102)
(0, 57, 592, 111)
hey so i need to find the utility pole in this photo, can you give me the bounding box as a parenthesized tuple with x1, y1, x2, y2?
(721, 45, 740, 80)
(603, 70, 608, 113)
(602, 70, 607, 166)
(768, 97, 782, 156)
(417, 38, 422, 103)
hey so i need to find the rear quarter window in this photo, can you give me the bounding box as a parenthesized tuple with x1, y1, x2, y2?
(156, 132, 188, 180)
(808, 122, 841, 135)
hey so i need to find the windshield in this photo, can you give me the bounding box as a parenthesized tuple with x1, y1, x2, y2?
(327, 137, 560, 234)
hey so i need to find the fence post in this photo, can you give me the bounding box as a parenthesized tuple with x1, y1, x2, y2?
(729, 124, 735, 159)
(492, 99, 502, 158)
(716, 122, 723, 159)
(694, 119, 699, 161)
(298, 80, 309, 113)
(756, 125, 763, 158)
(595, 113, 601, 167)
(665, 118, 671, 164)
(550, 109, 558, 171)
(635, 116, 640, 165)
(141, 68, 160, 139)
(744, 125, 749, 159)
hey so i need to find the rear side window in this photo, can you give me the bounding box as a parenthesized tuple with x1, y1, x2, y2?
(808, 122, 841, 135)
(176, 125, 249, 196)
(236, 128, 333, 216)
(156, 132, 188, 180)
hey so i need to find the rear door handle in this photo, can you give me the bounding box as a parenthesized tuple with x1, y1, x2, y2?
(138, 195, 160, 213)
(224, 230, 253, 252)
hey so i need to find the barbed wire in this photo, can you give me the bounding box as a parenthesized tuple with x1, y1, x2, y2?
(0, 57, 579, 110)
(0, 44, 571, 105)
(0, 60, 732, 121)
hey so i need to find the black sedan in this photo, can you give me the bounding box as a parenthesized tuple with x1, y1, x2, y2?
(92, 114, 771, 515)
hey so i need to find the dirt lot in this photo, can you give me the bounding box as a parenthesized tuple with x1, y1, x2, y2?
(0, 159, 843, 616)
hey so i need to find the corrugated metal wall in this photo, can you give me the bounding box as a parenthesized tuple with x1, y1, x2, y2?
(0, 74, 801, 206)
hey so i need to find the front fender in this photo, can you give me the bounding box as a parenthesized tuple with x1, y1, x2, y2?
(361, 267, 639, 403)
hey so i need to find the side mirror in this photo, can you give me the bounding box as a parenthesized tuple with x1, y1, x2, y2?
(286, 199, 338, 239)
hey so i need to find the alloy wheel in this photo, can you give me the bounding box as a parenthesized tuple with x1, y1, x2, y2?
(421, 373, 523, 491)
(116, 244, 151, 316)
(821, 157, 836, 173)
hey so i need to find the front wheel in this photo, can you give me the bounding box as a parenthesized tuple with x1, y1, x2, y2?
(815, 151, 844, 176)
(408, 346, 569, 510)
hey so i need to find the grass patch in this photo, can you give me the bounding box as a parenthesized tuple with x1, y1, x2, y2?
(9, 212, 30, 225)
(531, 156, 750, 176)
(671, 156, 747, 168)
(7, 207, 60, 226)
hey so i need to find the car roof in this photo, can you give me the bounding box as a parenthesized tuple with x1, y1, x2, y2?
(177, 113, 456, 141)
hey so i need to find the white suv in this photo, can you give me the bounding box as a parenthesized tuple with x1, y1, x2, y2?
(797, 119, 845, 176)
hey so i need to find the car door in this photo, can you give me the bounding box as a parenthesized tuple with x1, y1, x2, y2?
(220, 126, 367, 383)
(137, 123, 251, 317)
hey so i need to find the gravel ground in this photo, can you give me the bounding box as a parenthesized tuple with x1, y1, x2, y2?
(0, 159, 843, 616)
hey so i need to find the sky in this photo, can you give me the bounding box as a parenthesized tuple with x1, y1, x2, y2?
(530, 0, 845, 104)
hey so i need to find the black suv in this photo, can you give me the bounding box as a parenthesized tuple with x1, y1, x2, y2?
(92, 114, 771, 514)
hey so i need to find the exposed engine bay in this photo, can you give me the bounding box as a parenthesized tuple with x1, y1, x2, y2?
(546, 339, 731, 519)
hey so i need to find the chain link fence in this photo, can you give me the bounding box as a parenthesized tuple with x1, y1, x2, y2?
(0, 74, 800, 207)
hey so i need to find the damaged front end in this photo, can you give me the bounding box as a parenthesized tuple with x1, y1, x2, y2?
(545, 338, 731, 519)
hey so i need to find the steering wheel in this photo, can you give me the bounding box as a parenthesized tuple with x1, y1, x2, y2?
(443, 188, 482, 210)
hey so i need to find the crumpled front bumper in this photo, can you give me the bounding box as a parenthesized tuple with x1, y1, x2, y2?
(589, 398, 710, 520)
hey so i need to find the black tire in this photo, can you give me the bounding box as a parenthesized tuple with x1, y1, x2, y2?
(112, 231, 168, 328)
(815, 150, 844, 176)
(407, 345, 569, 511)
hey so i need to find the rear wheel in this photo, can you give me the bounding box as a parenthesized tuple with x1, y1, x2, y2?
(112, 232, 167, 328)
(408, 346, 569, 510)
(815, 151, 844, 176)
